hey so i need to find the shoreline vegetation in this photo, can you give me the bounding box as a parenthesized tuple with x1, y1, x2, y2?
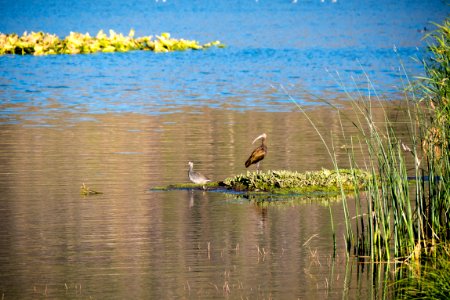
(0, 30, 224, 55)
(285, 18, 448, 299)
(288, 17, 449, 263)
(394, 18, 449, 299)
(350, 18, 449, 262)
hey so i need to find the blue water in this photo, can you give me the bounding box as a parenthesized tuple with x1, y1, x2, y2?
(0, 2, 449, 298)
(0, 0, 448, 120)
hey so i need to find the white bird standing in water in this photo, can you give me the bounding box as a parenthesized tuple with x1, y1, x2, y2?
(188, 161, 211, 189)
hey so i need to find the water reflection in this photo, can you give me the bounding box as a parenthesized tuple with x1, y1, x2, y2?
(0, 103, 412, 298)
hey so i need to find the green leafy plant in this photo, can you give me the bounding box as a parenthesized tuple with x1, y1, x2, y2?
(0, 30, 225, 55)
(223, 169, 371, 194)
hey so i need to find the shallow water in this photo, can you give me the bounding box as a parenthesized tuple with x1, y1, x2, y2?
(0, 107, 409, 299)
(0, 0, 447, 298)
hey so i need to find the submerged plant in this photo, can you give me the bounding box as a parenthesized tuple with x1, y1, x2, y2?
(0, 30, 225, 55)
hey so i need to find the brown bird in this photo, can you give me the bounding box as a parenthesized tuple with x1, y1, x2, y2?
(245, 133, 267, 170)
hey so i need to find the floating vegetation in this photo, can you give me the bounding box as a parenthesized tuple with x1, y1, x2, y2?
(80, 183, 102, 196)
(0, 30, 225, 55)
(151, 168, 371, 196)
(151, 181, 220, 191)
(223, 169, 372, 194)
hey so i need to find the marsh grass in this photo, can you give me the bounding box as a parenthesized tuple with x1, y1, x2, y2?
(288, 17, 449, 263)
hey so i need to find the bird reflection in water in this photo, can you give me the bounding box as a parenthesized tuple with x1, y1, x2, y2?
(188, 189, 209, 208)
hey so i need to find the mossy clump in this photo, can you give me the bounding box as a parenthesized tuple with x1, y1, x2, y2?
(222, 169, 372, 194)
(150, 169, 372, 195)
(0, 30, 225, 55)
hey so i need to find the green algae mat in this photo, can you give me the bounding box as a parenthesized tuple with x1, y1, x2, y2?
(151, 169, 371, 196)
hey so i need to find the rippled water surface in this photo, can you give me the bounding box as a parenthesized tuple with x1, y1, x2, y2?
(0, 0, 448, 299)
(1, 0, 447, 117)
(1, 109, 400, 299)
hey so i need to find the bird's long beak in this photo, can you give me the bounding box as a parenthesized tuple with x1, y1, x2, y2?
(252, 133, 266, 144)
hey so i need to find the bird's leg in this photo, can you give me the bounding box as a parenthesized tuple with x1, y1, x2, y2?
(256, 162, 260, 172)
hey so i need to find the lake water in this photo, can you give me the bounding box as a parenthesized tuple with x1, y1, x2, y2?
(0, 0, 448, 299)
